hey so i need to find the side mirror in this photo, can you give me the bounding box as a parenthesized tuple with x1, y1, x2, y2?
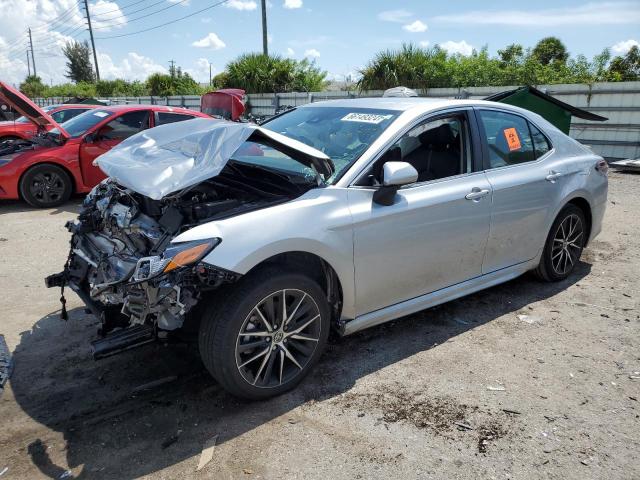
(84, 132, 96, 144)
(373, 161, 418, 206)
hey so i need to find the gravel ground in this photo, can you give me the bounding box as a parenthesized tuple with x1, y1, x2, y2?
(0, 172, 638, 480)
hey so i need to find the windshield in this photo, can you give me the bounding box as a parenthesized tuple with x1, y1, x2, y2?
(13, 105, 57, 123)
(261, 106, 399, 183)
(49, 109, 114, 138)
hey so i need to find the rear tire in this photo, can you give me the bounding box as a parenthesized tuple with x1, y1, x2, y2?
(198, 267, 330, 400)
(534, 204, 586, 282)
(20, 164, 73, 208)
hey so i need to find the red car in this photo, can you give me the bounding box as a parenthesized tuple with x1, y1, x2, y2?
(0, 104, 98, 142)
(0, 82, 211, 208)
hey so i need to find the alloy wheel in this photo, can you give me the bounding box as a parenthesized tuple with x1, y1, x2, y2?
(30, 171, 66, 204)
(551, 213, 583, 275)
(235, 289, 322, 388)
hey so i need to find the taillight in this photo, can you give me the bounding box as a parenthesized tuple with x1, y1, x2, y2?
(595, 159, 609, 175)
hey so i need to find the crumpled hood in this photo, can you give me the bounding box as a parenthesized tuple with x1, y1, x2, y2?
(95, 118, 334, 200)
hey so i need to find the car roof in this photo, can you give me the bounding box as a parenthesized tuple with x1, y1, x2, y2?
(95, 104, 202, 113)
(49, 104, 99, 110)
(301, 97, 531, 114)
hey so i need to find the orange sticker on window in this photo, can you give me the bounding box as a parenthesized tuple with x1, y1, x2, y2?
(503, 127, 521, 151)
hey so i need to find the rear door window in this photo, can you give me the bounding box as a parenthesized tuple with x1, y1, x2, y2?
(529, 122, 552, 159)
(155, 112, 197, 125)
(478, 110, 535, 168)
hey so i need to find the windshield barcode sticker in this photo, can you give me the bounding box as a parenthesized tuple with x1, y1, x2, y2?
(341, 113, 393, 124)
(93, 111, 109, 117)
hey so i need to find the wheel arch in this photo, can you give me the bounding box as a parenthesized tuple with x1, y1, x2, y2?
(18, 161, 77, 200)
(565, 197, 592, 246)
(243, 251, 345, 327)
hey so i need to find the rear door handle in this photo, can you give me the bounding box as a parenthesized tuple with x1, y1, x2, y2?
(465, 188, 490, 201)
(546, 171, 563, 182)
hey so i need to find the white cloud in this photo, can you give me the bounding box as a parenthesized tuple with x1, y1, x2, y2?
(433, 2, 640, 26)
(612, 39, 639, 54)
(98, 51, 166, 80)
(304, 48, 320, 58)
(440, 40, 474, 56)
(90, 0, 128, 31)
(168, 0, 190, 5)
(377, 9, 412, 23)
(283, 0, 302, 9)
(192, 32, 226, 50)
(419, 40, 430, 47)
(226, 0, 257, 11)
(185, 57, 214, 83)
(201, 17, 212, 23)
(403, 20, 427, 33)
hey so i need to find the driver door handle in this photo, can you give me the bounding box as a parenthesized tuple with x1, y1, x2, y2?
(546, 171, 563, 182)
(465, 188, 490, 201)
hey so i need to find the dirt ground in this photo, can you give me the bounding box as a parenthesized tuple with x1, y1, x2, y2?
(0, 172, 638, 480)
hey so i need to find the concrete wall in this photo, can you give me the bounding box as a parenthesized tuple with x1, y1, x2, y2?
(34, 81, 640, 160)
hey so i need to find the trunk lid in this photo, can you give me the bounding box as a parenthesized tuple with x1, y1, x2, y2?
(0, 81, 70, 139)
(95, 118, 334, 200)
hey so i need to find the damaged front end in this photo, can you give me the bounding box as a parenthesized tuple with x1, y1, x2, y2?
(46, 178, 251, 356)
(45, 119, 333, 358)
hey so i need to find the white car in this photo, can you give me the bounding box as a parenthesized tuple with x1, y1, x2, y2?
(47, 98, 608, 399)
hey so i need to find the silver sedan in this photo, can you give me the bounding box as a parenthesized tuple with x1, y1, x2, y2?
(50, 98, 608, 399)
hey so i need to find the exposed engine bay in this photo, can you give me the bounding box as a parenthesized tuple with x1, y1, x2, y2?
(0, 132, 60, 156)
(46, 161, 312, 343)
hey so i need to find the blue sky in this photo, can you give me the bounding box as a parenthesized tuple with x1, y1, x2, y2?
(0, 0, 639, 85)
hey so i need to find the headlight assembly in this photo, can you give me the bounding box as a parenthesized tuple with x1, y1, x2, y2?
(132, 238, 220, 281)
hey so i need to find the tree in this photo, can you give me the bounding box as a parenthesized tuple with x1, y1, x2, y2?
(498, 44, 524, 64)
(532, 37, 569, 65)
(62, 40, 95, 83)
(19, 75, 48, 97)
(608, 45, 640, 81)
(221, 53, 327, 93)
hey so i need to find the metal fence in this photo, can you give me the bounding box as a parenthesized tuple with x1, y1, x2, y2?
(34, 81, 640, 160)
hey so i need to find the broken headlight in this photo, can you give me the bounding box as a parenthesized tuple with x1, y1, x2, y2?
(132, 238, 220, 281)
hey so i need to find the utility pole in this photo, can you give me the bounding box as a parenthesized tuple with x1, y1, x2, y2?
(83, 0, 100, 80)
(169, 60, 176, 78)
(26, 50, 31, 76)
(28, 28, 36, 77)
(260, 0, 268, 56)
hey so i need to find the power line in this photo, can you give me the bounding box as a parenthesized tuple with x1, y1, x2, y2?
(90, 0, 191, 31)
(92, 0, 168, 20)
(96, 0, 231, 40)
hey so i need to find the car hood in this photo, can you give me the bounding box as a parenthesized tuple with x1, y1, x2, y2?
(95, 118, 334, 200)
(0, 81, 69, 139)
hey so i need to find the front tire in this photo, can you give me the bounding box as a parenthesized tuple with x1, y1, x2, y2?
(198, 268, 330, 400)
(20, 164, 73, 208)
(534, 204, 586, 282)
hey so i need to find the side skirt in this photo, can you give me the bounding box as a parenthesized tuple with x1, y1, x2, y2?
(341, 260, 537, 336)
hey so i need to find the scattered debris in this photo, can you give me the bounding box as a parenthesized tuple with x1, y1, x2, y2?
(243, 468, 254, 474)
(0, 467, 7, 477)
(610, 158, 640, 172)
(517, 314, 540, 324)
(502, 409, 521, 415)
(59, 471, 72, 479)
(629, 372, 640, 380)
(454, 421, 473, 431)
(487, 386, 506, 392)
(196, 435, 218, 471)
(477, 424, 506, 453)
(132, 376, 177, 393)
